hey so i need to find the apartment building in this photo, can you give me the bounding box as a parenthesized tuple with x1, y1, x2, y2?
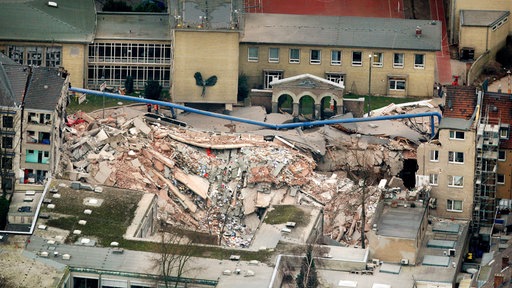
(0, 58, 68, 188)
(21, 67, 68, 183)
(479, 92, 512, 200)
(417, 86, 478, 220)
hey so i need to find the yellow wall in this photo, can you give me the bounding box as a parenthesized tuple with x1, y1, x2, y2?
(452, 0, 511, 43)
(239, 44, 436, 98)
(417, 129, 476, 220)
(172, 30, 239, 104)
(497, 149, 512, 199)
(460, 22, 509, 59)
(62, 44, 86, 88)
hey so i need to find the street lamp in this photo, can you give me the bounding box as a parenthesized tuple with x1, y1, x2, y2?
(368, 53, 373, 116)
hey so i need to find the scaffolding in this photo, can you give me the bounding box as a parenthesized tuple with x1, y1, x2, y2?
(244, 0, 263, 13)
(472, 107, 500, 236)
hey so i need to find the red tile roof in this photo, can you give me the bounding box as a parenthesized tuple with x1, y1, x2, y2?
(443, 86, 477, 119)
(482, 92, 512, 149)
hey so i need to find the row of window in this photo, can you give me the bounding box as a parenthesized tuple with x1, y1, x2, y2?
(430, 150, 465, 164)
(88, 43, 172, 64)
(248, 47, 426, 69)
(87, 65, 171, 89)
(8, 46, 61, 67)
(262, 70, 406, 92)
(429, 174, 464, 187)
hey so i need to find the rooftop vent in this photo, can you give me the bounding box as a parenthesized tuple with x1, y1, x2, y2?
(47, 1, 57, 7)
(415, 26, 422, 38)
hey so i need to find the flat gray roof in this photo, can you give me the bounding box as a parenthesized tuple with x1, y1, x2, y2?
(241, 13, 442, 51)
(439, 117, 472, 131)
(461, 10, 510, 27)
(376, 206, 425, 239)
(422, 255, 450, 267)
(96, 12, 171, 40)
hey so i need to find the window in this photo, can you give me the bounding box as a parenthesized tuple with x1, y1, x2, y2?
(45, 47, 61, 67)
(2, 116, 13, 128)
(499, 150, 506, 161)
(331, 50, 342, 65)
(352, 51, 362, 66)
(429, 174, 438, 185)
(449, 130, 465, 140)
(268, 48, 279, 63)
(447, 199, 463, 212)
(448, 151, 464, 164)
(393, 53, 404, 68)
(289, 49, 300, 63)
(310, 49, 321, 64)
(27, 46, 43, 66)
(263, 71, 283, 89)
(500, 125, 509, 139)
(326, 73, 345, 85)
(430, 150, 439, 162)
(372, 52, 383, 67)
(1, 157, 12, 169)
(498, 174, 505, 184)
(414, 54, 425, 69)
(448, 175, 464, 187)
(248, 47, 259, 62)
(2, 137, 13, 149)
(389, 78, 406, 90)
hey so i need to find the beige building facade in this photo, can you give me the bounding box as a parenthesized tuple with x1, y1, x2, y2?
(417, 124, 476, 220)
(171, 30, 239, 106)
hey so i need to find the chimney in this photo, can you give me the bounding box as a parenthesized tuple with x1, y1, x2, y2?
(416, 26, 422, 38)
(494, 273, 504, 287)
(502, 256, 510, 269)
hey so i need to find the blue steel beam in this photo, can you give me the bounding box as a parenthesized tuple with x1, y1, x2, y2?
(69, 87, 442, 137)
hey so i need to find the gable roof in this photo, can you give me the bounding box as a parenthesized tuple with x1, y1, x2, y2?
(0, 0, 95, 42)
(482, 92, 512, 149)
(443, 86, 478, 120)
(24, 67, 66, 111)
(460, 10, 510, 27)
(0, 63, 29, 107)
(241, 13, 442, 51)
(270, 73, 345, 89)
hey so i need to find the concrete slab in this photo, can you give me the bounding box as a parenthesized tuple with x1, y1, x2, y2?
(422, 255, 450, 267)
(427, 239, 455, 249)
(380, 263, 401, 274)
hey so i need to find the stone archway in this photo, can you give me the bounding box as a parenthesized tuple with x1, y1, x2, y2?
(270, 74, 344, 119)
(277, 94, 294, 114)
(299, 95, 315, 119)
(320, 96, 338, 119)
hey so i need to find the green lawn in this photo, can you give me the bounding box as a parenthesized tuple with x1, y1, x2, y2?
(67, 90, 171, 114)
(344, 94, 419, 114)
(264, 205, 309, 226)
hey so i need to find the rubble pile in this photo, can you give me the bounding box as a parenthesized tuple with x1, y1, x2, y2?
(59, 107, 421, 248)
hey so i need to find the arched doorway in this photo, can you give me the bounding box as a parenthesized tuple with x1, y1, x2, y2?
(277, 94, 293, 114)
(299, 95, 315, 119)
(320, 96, 337, 119)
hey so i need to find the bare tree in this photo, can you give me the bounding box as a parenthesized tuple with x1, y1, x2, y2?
(155, 224, 196, 288)
(344, 138, 379, 249)
(0, 274, 15, 288)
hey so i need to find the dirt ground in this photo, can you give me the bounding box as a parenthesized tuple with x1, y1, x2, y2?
(404, 0, 432, 20)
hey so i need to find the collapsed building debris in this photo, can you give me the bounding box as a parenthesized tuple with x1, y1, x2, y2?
(59, 104, 435, 248)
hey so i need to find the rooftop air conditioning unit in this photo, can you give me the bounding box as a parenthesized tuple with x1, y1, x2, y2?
(448, 249, 456, 256)
(400, 258, 409, 265)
